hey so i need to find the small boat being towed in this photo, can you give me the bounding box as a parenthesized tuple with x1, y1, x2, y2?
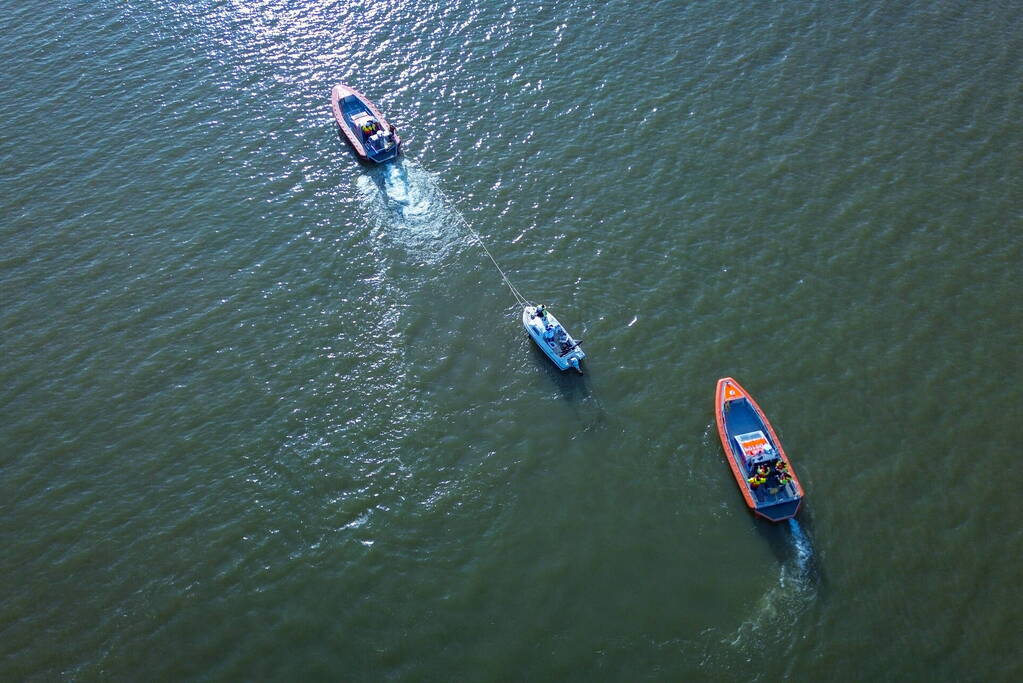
(330, 84, 401, 163)
(523, 305, 585, 373)
(714, 377, 804, 522)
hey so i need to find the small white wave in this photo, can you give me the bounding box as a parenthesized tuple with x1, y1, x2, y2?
(788, 518, 814, 578)
(356, 158, 463, 260)
(727, 519, 817, 648)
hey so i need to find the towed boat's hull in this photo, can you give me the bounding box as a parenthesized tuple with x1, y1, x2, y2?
(330, 84, 402, 163)
(714, 377, 804, 522)
(523, 306, 585, 372)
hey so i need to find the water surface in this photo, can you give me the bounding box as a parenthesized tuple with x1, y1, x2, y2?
(2, 0, 1021, 679)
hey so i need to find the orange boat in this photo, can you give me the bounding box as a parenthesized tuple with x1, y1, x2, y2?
(714, 377, 804, 521)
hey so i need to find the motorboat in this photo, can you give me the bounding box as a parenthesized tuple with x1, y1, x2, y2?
(522, 305, 585, 373)
(714, 377, 804, 522)
(330, 83, 402, 163)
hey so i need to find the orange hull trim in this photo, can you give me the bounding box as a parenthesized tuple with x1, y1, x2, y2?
(714, 377, 805, 515)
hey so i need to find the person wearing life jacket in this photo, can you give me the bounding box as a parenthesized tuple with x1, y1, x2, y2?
(554, 326, 569, 351)
(361, 119, 378, 139)
(774, 460, 790, 482)
(748, 473, 766, 488)
(535, 304, 548, 320)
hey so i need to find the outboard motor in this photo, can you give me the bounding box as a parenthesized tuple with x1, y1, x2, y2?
(370, 129, 393, 150)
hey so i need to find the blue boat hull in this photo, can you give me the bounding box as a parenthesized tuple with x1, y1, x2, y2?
(522, 306, 585, 372)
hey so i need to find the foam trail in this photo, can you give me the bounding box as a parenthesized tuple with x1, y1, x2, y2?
(788, 518, 813, 578)
(355, 158, 463, 260)
(380, 160, 425, 216)
(727, 518, 817, 648)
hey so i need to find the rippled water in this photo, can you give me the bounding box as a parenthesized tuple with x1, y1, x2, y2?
(2, 0, 1021, 679)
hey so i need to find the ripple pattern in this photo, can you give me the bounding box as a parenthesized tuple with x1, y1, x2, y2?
(2, 0, 1022, 679)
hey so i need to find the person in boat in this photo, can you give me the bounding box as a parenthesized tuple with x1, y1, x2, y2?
(748, 473, 767, 488)
(360, 119, 379, 139)
(535, 304, 548, 320)
(544, 325, 562, 351)
(554, 327, 574, 354)
(774, 459, 792, 486)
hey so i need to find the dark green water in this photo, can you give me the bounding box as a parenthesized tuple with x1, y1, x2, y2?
(2, 0, 1021, 679)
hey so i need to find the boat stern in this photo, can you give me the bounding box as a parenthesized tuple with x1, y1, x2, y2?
(367, 141, 401, 163)
(755, 497, 802, 522)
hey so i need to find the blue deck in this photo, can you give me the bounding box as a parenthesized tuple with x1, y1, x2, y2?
(340, 95, 370, 121)
(721, 397, 801, 520)
(340, 95, 400, 163)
